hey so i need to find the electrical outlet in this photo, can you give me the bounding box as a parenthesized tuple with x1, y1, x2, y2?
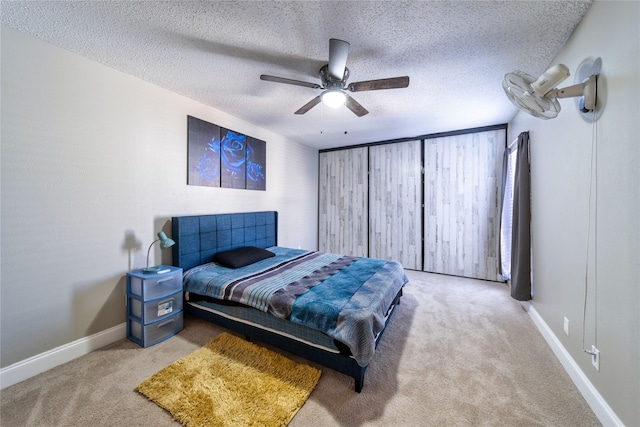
(563, 317, 570, 335)
(591, 345, 600, 371)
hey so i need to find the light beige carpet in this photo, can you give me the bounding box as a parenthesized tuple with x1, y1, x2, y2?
(135, 332, 321, 427)
(0, 271, 600, 426)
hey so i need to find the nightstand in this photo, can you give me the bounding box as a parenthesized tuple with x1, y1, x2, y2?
(126, 265, 183, 347)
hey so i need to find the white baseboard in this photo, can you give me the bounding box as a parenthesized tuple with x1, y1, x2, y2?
(0, 323, 126, 390)
(524, 302, 624, 427)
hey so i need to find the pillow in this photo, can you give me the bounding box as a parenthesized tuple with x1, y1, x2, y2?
(212, 246, 275, 268)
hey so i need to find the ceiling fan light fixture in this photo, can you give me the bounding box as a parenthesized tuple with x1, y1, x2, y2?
(321, 90, 346, 108)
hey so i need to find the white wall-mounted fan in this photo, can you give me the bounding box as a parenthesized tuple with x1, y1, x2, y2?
(503, 57, 603, 121)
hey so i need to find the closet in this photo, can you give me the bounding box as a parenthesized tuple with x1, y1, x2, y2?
(423, 130, 504, 281)
(318, 126, 505, 281)
(369, 140, 422, 270)
(318, 147, 368, 257)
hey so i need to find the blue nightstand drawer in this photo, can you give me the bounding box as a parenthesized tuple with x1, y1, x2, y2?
(129, 290, 183, 323)
(128, 268, 182, 300)
(128, 311, 183, 348)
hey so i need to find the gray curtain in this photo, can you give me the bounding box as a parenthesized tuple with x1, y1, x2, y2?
(510, 132, 531, 301)
(499, 147, 509, 280)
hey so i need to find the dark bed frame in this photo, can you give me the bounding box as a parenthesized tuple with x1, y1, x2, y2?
(171, 211, 401, 392)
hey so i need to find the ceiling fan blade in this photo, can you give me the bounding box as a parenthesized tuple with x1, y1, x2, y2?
(260, 74, 321, 89)
(328, 39, 350, 80)
(294, 96, 322, 115)
(344, 94, 369, 117)
(348, 76, 410, 92)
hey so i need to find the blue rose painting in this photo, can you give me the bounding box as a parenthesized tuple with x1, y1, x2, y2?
(220, 129, 246, 189)
(188, 116, 221, 187)
(246, 137, 266, 190)
(187, 116, 266, 190)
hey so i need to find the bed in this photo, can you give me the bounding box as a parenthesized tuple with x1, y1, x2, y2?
(171, 211, 407, 392)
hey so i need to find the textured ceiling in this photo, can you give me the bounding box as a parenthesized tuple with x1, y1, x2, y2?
(1, 1, 592, 150)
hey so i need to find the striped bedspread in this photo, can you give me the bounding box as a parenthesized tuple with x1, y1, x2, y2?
(183, 247, 408, 366)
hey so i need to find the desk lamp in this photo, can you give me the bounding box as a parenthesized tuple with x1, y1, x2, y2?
(143, 231, 175, 273)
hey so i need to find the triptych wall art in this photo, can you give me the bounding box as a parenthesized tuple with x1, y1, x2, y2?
(187, 115, 266, 190)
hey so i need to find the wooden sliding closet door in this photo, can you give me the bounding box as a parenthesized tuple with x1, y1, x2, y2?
(369, 141, 422, 270)
(318, 147, 368, 257)
(423, 129, 505, 281)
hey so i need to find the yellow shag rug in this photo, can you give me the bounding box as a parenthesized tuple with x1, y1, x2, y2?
(135, 332, 321, 427)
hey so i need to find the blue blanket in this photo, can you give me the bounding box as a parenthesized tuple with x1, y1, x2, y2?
(183, 247, 408, 366)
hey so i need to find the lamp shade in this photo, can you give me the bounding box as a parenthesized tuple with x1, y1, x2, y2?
(157, 231, 175, 249)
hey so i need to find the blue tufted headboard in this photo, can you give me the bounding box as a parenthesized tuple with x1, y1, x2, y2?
(171, 211, 278, 271)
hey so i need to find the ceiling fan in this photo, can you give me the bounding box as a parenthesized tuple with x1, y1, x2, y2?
(260, 38, 410, 117)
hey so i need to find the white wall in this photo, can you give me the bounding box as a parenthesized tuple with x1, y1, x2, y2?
(508, 1, 639, 425)
(0, 27, 318, 368)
